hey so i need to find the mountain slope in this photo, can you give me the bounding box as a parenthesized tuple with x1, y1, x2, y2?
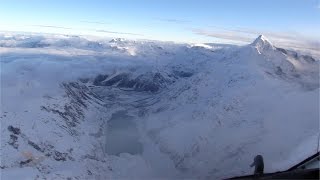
(0, 33, 319, 179)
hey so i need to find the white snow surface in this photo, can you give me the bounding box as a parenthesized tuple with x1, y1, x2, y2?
(0, 32, 319, 179)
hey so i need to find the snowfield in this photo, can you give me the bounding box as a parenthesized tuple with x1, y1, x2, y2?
(0, 32, 319, 179)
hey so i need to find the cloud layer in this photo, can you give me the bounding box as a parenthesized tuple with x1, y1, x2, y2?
(31, 25, 72, 30)
(95, 29, 143, 36)
(191, 27, 319, 53)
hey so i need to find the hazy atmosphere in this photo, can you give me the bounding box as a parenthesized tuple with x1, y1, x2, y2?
(1, 0, 319, 46)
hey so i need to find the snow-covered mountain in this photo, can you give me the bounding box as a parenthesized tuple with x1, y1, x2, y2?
(1, 32, 319, 179)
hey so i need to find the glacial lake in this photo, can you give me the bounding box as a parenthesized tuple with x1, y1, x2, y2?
(105, 110, 143, 155)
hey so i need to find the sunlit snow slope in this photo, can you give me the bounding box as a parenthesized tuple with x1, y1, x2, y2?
(0, 32, 319, 179)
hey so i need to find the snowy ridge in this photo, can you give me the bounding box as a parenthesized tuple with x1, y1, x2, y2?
(251, 34, 274, 54)
(0, 33, 319, 179)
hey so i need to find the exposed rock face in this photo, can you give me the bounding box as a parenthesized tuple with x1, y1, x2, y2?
(40, 82, 103, 135)
(251, 35, 274, 53)
(91, 71, 192, 93)
(8, 126, 21, 135)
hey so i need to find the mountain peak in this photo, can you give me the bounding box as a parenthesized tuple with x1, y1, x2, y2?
(252, 35, 272, 46)
(256, 34, 268, 41)
(251, 35, 274, 52)
(109, 38, 126, 43)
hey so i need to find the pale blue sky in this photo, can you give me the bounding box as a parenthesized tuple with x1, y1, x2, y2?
(0, 0, 319, 43)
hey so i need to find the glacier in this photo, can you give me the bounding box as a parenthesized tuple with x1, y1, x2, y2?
(0, 32, 319, 179)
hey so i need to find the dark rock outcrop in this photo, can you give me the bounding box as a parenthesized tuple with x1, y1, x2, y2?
(8, 134, 19, 149)
(8, 125, 21, 135)
(91, 71, 187, 93)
